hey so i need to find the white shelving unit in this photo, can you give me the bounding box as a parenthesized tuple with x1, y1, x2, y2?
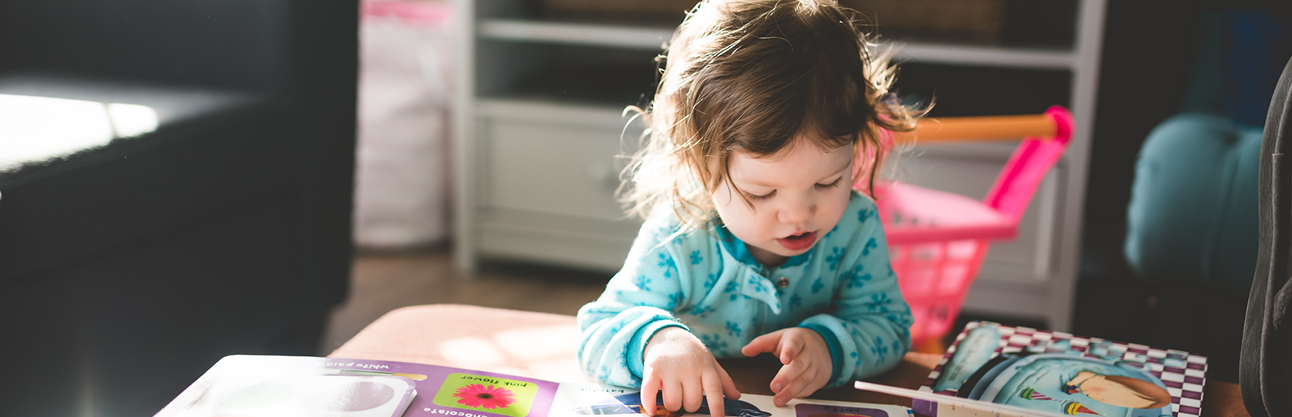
(478, 19, 672, 49)
(480, 18, 1077, 68)
(452, 0, 1106, 331)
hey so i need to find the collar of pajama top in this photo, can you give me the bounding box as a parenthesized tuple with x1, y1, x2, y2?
(711, 224, 808, 315)
(672, 192, 871, 357)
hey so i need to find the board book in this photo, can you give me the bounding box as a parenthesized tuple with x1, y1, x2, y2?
(858, 321, 1207, 417)
(157, 355, 910, 417)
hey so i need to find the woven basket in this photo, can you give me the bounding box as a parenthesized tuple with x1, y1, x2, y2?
(840, 0, 1006, 42)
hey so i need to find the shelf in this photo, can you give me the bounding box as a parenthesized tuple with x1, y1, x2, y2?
(479, 19, 672, 51)
(476, 97, 631, 127)
(479, 18, 1076, 70)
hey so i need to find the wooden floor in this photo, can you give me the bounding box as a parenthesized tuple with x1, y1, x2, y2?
(320, 247, 612, 354)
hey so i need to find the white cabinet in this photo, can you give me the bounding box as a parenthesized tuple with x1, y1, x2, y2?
(469, 100, 645, 271)
(452, 0, 1106, 331)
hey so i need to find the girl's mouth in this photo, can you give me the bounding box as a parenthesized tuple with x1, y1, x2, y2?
(777, 231, 817, 251)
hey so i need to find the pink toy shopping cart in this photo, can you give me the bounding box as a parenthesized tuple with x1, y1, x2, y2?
(871, 106, 1073, 350)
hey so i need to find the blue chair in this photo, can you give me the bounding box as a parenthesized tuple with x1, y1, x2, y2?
(1125, 114, 1261, 295)
(1119, 4, 1287, 385)
(1122, 113, 1259, 384)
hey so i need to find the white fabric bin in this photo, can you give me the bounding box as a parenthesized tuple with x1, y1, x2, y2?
(353, 0, 454, 248)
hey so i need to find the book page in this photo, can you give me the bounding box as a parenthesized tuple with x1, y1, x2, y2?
(551, 382, 909, 417)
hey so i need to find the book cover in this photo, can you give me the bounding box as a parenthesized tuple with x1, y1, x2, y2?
(913, 321, 1207, 417)
(158, 355, 910, 417)
(156, 355, 559, 417)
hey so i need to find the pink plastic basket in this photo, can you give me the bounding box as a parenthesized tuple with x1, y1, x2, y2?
(874, 106, 1073, 345)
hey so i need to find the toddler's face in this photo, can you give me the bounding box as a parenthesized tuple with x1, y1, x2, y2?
(712, 138, 854, 267)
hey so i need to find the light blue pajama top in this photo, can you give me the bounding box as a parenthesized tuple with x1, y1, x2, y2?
(577, 190, 913, 389)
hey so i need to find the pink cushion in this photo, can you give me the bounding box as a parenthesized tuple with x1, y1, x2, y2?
(330, 304, 592, 382)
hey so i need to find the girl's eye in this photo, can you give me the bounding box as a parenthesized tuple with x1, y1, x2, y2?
(743, 190, 774, 201)
(816, 177, 843, 189)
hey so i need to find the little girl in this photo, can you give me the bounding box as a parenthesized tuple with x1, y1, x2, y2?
(577, 0, 919, 416)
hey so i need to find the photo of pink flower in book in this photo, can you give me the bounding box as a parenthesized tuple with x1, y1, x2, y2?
(454, 383, 518, 409)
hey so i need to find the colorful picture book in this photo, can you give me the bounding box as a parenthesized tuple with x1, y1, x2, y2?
(157, 355, 909, 417)
(902, 321, 1207, 417)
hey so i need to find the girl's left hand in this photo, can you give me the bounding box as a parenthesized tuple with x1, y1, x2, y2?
(739, 328, 832, 406)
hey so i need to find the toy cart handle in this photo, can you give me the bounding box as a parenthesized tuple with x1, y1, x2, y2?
(981, 106, 1072, 223)
(881, 106, 1074, 226)
(890, 107, 1072, 145)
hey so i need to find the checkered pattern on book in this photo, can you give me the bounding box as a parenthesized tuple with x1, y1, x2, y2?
(918, 321, 1208, 417)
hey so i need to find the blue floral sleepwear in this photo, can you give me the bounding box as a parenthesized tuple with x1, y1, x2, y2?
(577, 191, 913, 389)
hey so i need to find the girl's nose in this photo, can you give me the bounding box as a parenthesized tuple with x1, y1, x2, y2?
(778, 197, 816, 224)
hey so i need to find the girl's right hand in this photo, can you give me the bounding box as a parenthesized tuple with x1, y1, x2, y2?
(641, 327, 742, 417)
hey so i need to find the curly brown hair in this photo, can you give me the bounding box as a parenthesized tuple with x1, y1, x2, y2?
(622, 0, 923, 230)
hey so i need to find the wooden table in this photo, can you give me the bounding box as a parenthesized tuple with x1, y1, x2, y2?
(329, 304, 1249, 417)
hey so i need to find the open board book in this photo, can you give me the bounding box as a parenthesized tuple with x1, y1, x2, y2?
(856, 321, 1208, 417)
(156, 355, 910, 417)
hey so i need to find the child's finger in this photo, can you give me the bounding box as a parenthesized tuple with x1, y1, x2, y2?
(739, 335, 773, 357)
(662, 378, 684, 412)
(717, 364, 741, 400)
(772, 370, 817, 406)
(701, 371, 725, 417)
(769, 353, 809, 396)
(771, 354, 821, 406)
(777, 333, 805, 365)
(682, 377, 705, 413)
(740, 330, 786, 357)
(641, 375, 661, 416)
